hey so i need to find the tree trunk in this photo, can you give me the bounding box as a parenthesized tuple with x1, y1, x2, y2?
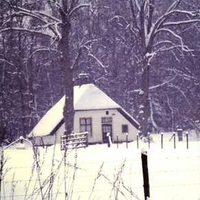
(139, 60, 150, 137)
(60, 18, 74, 135)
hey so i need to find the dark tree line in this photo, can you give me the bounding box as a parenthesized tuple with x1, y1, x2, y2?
(0, 0, 200, 142)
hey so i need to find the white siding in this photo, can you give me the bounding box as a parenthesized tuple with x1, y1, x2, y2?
(33, 108, 138, 145)
(55, 109, 138, 144)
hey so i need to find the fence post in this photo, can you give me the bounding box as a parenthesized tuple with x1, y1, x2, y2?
(186, 132, 189, 149)
(64, 150, 67, 200)
(137, 134, 139, 149)
(161, 132, 164, 149)
(141, 150, 150, 200)
(117, 134, 119, 149)
(173, 132, 176, 149)
(148, 133, 150, 149)
(126, 133, 128, 149)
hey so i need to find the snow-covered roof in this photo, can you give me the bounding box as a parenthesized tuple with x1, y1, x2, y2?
(29, 84, 139, 137)
(4, 136, 33, 150)
(75, 83, 120, 110)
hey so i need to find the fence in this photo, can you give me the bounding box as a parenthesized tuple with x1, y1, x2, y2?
(115, 132, 200, 150)
(60, 132, 88, 150)
(1, 141, 200, 200)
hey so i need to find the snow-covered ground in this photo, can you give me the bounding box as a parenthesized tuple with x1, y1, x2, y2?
(1, 133, 200, 200)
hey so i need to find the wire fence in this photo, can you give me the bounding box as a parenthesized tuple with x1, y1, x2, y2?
(115, 132, 200, 150)
(1, 142, 200, 200)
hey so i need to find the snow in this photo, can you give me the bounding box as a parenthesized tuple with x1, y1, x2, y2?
(29, 84, 120, 137)
(75, 84, 119, 110)
(1, 133, 200, 200)
(29, 96, 65, 137)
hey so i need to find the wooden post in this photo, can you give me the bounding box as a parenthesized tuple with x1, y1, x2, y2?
(186, 132, 189, 149)
(126, 133, 128, 149)
(141, 150, 150, 200)
(148, 133, 150, 149)
(117, 134, 119, 149)
(161, 132, 164, 149)
(173, 132, 176, 149)
(64, 150, 67, 200)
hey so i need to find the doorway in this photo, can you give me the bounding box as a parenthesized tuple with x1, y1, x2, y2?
(102, 124, 112, 143)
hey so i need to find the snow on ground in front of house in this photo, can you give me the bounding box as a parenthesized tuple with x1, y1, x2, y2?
(1, 132, 200, 200)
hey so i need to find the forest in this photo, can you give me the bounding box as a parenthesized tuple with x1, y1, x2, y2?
(0, 0, 200, 141)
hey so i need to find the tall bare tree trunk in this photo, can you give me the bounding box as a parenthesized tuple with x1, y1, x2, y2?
(139, 60, 150, 137)
(60, 3, 74, 135)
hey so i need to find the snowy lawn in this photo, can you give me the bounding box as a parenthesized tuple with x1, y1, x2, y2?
(1, 133, 200, 200)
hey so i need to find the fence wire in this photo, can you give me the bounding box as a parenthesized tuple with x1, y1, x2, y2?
(1, 142, 200, 200)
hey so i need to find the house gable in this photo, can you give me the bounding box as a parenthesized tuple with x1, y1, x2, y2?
(29, 84, 139, 138)
(116, 108, 140, 129)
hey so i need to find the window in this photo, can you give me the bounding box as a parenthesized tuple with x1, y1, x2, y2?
(122, 124, 129, 133)
(101, 117, 112, 124)
(80, 118, 92, 136)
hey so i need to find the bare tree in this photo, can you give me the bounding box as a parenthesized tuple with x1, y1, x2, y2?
(127, 0, 200, 136)
(1, 0, 90, 135)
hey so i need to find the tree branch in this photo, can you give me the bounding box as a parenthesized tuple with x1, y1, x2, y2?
(11, 6, 60, 23)
(88, 53, 108, 74)
(24, 46, 60, 63)
(68, 3, 90, 19)
(149, 75, 177, 90)
(166, 0, 182, 12)
(152, 40, 177, 49)
(149, 9, 197, 44)
(129, 0, 140, 30)
(0, 59, 15, 66)
(0, 27, 53, 38)
(155, 28, 189, 51)
(163, 19, 200, 26)
(147, 0, 155, 34)
(169, 84, 192, 108)
(5, 9, 61, 38)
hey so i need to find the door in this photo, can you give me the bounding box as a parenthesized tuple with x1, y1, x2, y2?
(102, 124, 112, 143)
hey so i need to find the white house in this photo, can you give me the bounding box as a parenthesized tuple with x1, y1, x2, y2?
(5, 136, 33, 150)
(28, 84, 139, 146)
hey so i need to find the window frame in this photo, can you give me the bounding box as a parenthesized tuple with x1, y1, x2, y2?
(122, 124, 129, 134)
(79, 117, 93, 137)
(101, 117, 112, 124)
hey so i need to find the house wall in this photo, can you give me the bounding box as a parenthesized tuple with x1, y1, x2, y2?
(54, 109, 138, 144)
(32, 135, 57, 146)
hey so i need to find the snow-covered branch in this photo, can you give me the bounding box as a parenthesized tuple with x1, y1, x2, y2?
(9, 10, 61, 38)
(169, 84, 192, 108)
(129, 0, 140, 30)
(0, 27, 53, 38)
(163, 19, 200, 27)
(68, 3, 91, 19)
(149, 75, 177, 90)
(24, 47, 60, 63)
(149, 9, 198, 45)
(88, 53, 108, 74)
(152, 40, 177, 49)
(154, 43, 193, 56)
(0, 59, 14, 67)
(166, 0, 182, 12)
(14, 6, 61, 23)
(156, 9, 197, 28)
(162, 67, 198, 82)
(155, 28, 188, 51)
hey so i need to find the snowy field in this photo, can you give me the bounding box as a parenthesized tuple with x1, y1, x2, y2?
(1, 133, 200, 200)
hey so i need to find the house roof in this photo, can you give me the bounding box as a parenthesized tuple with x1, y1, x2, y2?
(4, 136, 33, 150)
(29, 84, 139, 137)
